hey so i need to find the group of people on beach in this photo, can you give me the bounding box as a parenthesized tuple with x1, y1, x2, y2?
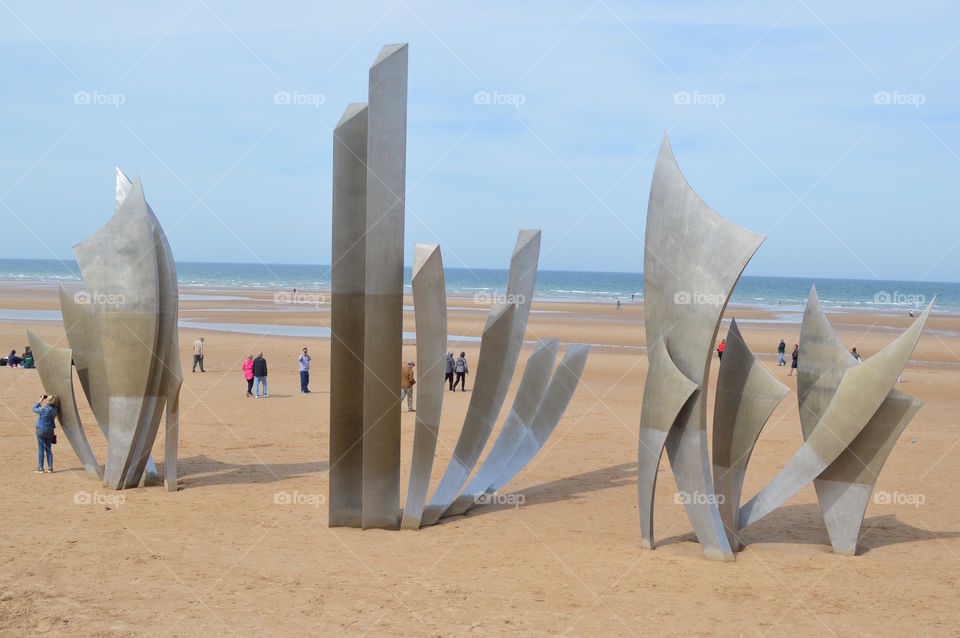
(399, 351, 470, 412)
(2, 346, 34, 368)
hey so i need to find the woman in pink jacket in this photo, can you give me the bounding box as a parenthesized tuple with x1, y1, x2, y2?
(242, 355, 254, 397)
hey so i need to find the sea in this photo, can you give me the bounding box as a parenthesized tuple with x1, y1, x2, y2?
(0, 258, 956, 314)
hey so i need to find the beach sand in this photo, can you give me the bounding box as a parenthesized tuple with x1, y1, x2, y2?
(1, 284, 958, 636)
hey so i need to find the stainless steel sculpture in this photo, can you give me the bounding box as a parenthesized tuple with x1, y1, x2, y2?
(638, 134, 933, 559)
(329, 102, 368, 528)
(638, 134, 763, 561)
(711, 319, 788, 551)
(738, 294, 932, 529)
(400, 244, 447, 530)
(328, 45, 587, 531)
(30, 168, 182, 491)
(793, 286, 925, 554)
(361, 43, 409, 530)
(420, 230, 540, 526)
(26, 330, 102, 480)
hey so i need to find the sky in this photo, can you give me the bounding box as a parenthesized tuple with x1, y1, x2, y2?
(0, 1, 958, 282)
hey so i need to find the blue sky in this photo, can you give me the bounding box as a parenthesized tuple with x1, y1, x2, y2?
(1, 1, 958, 281)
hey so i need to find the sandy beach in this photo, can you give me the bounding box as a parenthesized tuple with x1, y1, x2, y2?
(1, 284, 959, 636)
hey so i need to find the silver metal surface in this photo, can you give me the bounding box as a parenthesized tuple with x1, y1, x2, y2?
(420, 230, 540, 525)
(329, 103, 368, 527)
(27, 330, 102, 479)
(797, 286, 923, 554)
(444, 339, 559, 517)
(401, 244, 447, 530)
(739, 294, 933, 529)
(711, 319, 788, 550)
(361, 44, 408, 530)
(639, 134, 763, 561)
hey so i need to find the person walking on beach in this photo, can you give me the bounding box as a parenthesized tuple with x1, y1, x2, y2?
(400, 361, 416, 411)
(788, 344, 799, 376)
(851, 347, 862, 362)
(33, 394, 58, 473)
(777, 339, 786, 366)
(242, 355, 254, 397)
(192, 337, 205, 373)
(444, 352, 455, 391)
(298, 347, 311, 394)
(252, 352, 268, 398)
(717, 339, 725, 360)
(454, 352, 468, 391)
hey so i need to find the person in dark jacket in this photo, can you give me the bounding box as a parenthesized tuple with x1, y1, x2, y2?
(444, 352, 455, 391)
(7, 349, 22, 367)
(777, 339, 786, 366)
(453, 352, 468, 391)
(33, 394, 59, 473)
(252, 352, 269, 398)
(788, 344, 799, 376)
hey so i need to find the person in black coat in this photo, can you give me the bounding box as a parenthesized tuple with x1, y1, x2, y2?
(252, 352, 269, 398)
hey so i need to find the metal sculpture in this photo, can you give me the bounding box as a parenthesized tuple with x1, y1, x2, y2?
(328, 44, 589, 531)
(638, 133, 764, 561)
(401, 244, 447, 530)
(638, 133, 933, 559)
(30, 168, 182, 491)
(711, 319, 788, 550)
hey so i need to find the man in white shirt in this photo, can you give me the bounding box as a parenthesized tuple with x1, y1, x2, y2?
(298, 347, 311, 393)
(192, 337, 205, 373)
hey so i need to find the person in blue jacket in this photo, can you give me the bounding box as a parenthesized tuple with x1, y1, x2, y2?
(33, 394, 58, 473)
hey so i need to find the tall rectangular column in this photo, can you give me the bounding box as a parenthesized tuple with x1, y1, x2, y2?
(361, 43, 408, 529)
(330, 103, 368, 527)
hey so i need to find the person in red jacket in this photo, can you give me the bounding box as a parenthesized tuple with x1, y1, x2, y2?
(717, 339, 726, 360)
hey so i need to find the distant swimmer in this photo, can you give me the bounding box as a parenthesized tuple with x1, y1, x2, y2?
(616, 299, 622, 311)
